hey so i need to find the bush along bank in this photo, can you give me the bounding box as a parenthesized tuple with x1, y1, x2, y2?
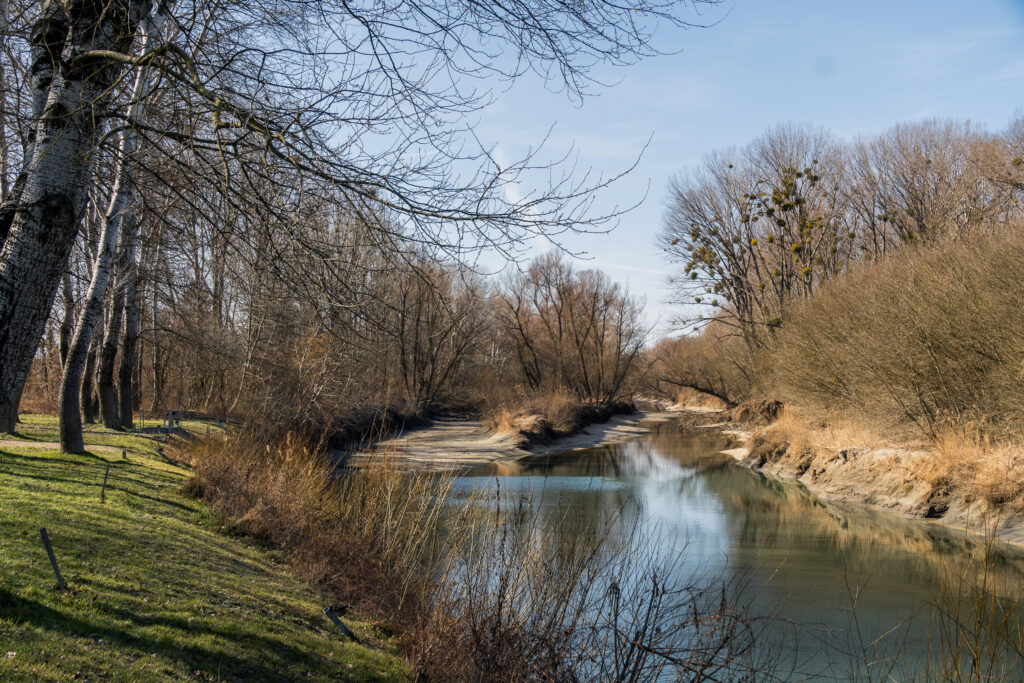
(181, 426, 774, 681)
(484, 391, 637, 449)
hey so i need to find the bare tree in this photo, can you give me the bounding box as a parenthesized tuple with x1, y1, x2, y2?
(660, 125, 844, 348)
(498, 252, 647, 406)
(659, 119, 1021, 350)
(0, 0, 151, 433)
(0, 0, 715, 436)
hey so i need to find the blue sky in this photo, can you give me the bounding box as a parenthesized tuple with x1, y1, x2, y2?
(472, 0, 1024, 336)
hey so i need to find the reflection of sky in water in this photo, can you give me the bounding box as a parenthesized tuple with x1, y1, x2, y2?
(455, 422, 1024, 679)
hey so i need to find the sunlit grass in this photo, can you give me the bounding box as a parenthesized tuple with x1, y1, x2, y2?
(0, 416, 409, 682)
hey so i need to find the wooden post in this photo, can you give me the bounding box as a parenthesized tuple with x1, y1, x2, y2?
(39, 528, 67, 592)
(323, 605, 357, 641)
(100, 461, 111, 503)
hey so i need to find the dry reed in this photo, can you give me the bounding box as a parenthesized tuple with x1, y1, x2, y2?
(182, 428, 775, 680)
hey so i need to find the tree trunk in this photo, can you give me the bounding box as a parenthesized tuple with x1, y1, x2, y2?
(119, 292, 139, 429)
(0, 1, 150, 434)
(118, 212, 140, 429)
(98, 285, 125, 430)
(81, 317, 102, 424)
(5, 382, 21, 428)
(150, 277, 162, 412)
(59, 270, 74, 366)
(61, 211, 122, 452)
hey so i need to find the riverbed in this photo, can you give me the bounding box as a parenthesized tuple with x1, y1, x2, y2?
(451, 419, 1024, 679)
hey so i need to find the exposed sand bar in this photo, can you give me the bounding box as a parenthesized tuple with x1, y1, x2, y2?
(343, 410, 685, 471)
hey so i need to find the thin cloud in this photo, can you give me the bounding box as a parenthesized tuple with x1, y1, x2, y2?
(984, 58, 1024, 83)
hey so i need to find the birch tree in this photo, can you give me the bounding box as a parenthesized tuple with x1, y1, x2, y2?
(0, 0, 153, 433)
(57, 5, 167, 451)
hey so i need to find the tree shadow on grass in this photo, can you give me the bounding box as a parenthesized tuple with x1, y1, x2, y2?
(0, 586, 391, 681)
(0, 452, 195, 513)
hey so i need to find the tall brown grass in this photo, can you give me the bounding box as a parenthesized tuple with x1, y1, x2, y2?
(181, 429, 774, 680)
(749, 407, 1024, 523)
(922, 429, 1024, 513)
(182, 431, 448, 621)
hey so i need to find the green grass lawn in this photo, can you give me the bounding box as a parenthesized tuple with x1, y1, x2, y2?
(1, 416, 410, 682)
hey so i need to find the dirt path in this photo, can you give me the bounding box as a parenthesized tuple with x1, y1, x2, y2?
(346, 410, 687, 470)
(0, 439, 122, 455)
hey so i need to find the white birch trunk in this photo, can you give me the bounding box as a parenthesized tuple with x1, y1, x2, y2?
(0, 1, 151, 434)
(52, 7, 166, 448)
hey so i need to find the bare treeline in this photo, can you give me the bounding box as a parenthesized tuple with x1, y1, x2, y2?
(658, 119, 1024, 350)
(498, 252, 648, 406)
(651, 118, 1024, 407)
(0, 0, 708, 449)
(25, 217, 648, 439)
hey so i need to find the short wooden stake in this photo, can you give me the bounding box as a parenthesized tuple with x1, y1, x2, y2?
(100, 461, 111, 503)
(323, 605, 357, 641)
(39, 528, 67, 592)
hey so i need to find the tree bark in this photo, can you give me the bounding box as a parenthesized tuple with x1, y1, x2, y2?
(119, 279, 139, 428)
(0, 1, 151, 434)
(5, 382, 22, 428)
(61, 210, 122, 452)
(81, 318, 102, 424)
(98, 282, 125, 429)
(118, 209, 140, 429)
(59, 270, 74, 366)
(150, 269, 163, 412)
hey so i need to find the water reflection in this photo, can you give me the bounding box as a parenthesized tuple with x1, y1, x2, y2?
(454, 421, 1024, 679)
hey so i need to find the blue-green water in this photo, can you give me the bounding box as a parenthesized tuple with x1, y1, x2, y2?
(453, 421, 1024, 679)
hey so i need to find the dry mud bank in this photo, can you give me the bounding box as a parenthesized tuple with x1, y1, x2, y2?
(707, 416, 1024, 547)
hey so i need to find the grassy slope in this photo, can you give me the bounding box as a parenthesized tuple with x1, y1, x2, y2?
(1, 416, 409, 682)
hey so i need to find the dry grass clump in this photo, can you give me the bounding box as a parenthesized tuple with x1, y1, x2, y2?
(922, 429, 1024, 512)
(748, 407, 1024, 524)
(485, 390, 635, 447)
(757, 406, 894, 452)
(182, 431, 448, 622)
(732, 398, 784, 425)
(674, 386, 731, 411)
(770, 230, 1024, 439)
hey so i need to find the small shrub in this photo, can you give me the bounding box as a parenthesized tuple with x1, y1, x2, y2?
(484, 390, 635, 446)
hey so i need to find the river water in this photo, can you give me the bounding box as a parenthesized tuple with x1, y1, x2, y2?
(452, 419, 1024, 680)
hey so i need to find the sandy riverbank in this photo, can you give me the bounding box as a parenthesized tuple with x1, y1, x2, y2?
(703, 416, 1024, 548)
(344, 409, 688, 470)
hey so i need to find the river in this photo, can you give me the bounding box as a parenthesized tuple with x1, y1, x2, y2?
(450, 418, 1024, 680)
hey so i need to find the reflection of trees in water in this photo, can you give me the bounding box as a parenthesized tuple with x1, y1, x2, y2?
(456, 422, 1024, 676)
(469, 421, 1024, 595)
(694, 457, 1024, 597)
